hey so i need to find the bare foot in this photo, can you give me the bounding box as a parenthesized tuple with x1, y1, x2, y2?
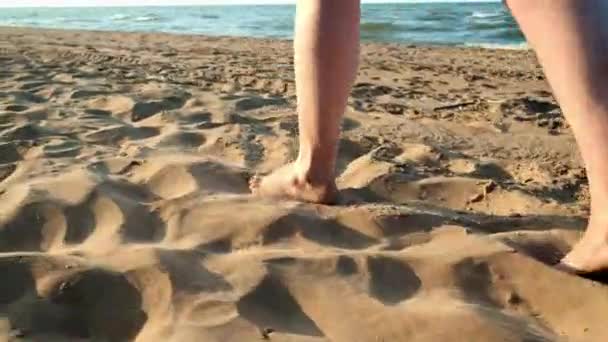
(561, 218, 608, 273)
(249, 163, 338, 204)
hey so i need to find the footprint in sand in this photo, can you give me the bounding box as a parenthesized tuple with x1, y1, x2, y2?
(5, 104, 29, 112)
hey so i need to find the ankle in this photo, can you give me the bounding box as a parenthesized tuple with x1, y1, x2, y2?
(587, 214, 608, 237)
(294, 153, 336, 187)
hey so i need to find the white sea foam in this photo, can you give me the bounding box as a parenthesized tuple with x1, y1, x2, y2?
(134, 15, 160, 22)
(471, 11, 502, 18)
(110, 14, 131, 21)
(465, 42, 529, 50)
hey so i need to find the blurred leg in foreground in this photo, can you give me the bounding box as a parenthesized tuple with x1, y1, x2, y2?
(507, 0, 608, 273)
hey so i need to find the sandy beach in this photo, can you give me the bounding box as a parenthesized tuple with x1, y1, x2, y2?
(0, 27, 605, 341)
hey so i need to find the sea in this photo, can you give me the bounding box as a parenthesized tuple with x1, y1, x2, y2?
(0, 2, 527, 48)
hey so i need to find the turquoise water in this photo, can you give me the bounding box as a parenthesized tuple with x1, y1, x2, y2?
(0, 3, 525, 47)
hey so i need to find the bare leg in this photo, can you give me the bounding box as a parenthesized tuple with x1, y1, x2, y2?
(507, 0, 608, 272)
(250, 0, 360, 203)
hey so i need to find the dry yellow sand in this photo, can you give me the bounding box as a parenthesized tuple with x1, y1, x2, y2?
(0, 27, 605, 342)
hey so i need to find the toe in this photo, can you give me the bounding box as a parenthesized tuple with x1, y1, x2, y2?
(249, 174, 262, 194)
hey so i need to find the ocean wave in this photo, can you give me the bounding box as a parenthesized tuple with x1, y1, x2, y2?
(471, 11, 502, 18)
(200, 14, 220, 19)
(134, 15, 162, 22)
(110, 14, 131, 21)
